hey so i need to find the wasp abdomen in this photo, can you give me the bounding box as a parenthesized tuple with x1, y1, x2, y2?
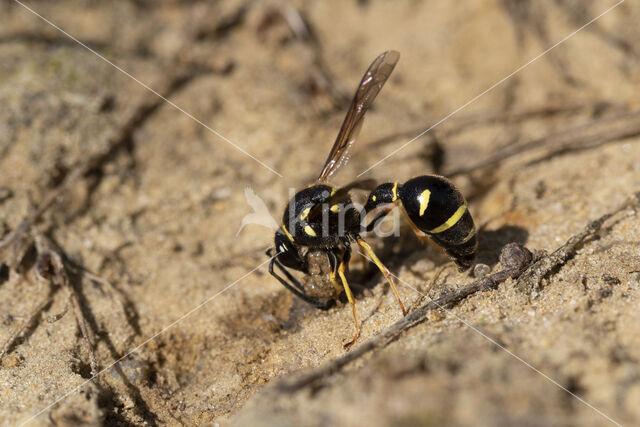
(365, 175, 477, 269)
(399, 176, 477, 269)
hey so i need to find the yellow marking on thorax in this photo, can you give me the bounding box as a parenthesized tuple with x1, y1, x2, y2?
(430, 203, 467, 234)
(330, 204, 340, 213)
(391, 182, 399, 202)
(330, 188, 337, 196)
(418, 189, 431, 216)
(281, 225, 294, 242)
(304, 225, 317, 236)
(372, 195, 377, 202)
(300, 207, 311, 220)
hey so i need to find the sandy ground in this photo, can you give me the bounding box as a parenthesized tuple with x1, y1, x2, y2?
(1, 0, 640, 425)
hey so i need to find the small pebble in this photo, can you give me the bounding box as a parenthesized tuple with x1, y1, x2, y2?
(499, 243, 533, 270)
(473, 263, 490, 278)
(428, 310, 445, 322)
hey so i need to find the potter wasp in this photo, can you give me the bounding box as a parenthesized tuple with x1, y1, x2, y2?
(267, 51, 477, 347)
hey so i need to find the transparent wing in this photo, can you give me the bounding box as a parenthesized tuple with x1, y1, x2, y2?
(317, 50, 399, 183)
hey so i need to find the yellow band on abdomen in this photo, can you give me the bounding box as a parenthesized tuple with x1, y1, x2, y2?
(429, 203, 467, 234)
(458, 225, 476, 244)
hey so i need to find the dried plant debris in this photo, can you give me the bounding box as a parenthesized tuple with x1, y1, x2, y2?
(0, 232, 141, 373)
(0, 3, 238, 369)
(446, 108, 640, 177)
(364, 101, 597, 152)
(3, 0, 640, 425)
(516, 192, 640, 293)
(256, 3, 350, 113)
(276, 243, 534, 393)
(501, 0, 579, 85)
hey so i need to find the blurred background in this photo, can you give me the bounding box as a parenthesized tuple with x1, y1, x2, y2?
(1, 0, 639, 425)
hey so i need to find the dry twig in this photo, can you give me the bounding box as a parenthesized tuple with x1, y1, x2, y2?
(258, 4, 349, 111)
(273, 192, 640, 393)
(276, 187, 640, 392)
(35, 235, 99, 374)
(447, 110, 640, 177)
(0, 286, 54, 361)
(0, 5, 232, 267)
(0, 4, 238, 370)
(363, 102, 592, 152)
(516, 192, 640, 293)
(500, 0, 579, 85)
(276, 243, 533, 393)
(1, 235, 99, 375)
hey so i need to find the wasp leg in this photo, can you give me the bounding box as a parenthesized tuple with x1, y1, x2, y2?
(368, 202, 430, 245)
(271, 255, 306, 294)
(355, 236, 407, 316)
(269, 257, 331, 309)
(336, 245, 359, 348)
(327, 250, 344, 301)
(397, 204, 430, 244)
(368, 204, 448, 258)
(397, 204, 455, 261)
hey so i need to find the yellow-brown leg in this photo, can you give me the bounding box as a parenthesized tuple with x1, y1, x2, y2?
(329, 267, 343, 301)
(399, 204, 429, 244)
(337, 259, 359, 348)
(399, 204, 448, 257)
(356, 237, 407, 316)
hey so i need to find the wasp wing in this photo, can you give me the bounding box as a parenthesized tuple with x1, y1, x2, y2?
(317, 50, 399, 183)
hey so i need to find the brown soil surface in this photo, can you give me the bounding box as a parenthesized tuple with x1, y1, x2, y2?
(1, 1, 640, 426)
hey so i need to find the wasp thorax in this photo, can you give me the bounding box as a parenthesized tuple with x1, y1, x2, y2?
(280, 184, 361, 246)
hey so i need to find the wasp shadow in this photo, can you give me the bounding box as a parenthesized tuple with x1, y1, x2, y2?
(476, 225, 529, 267)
